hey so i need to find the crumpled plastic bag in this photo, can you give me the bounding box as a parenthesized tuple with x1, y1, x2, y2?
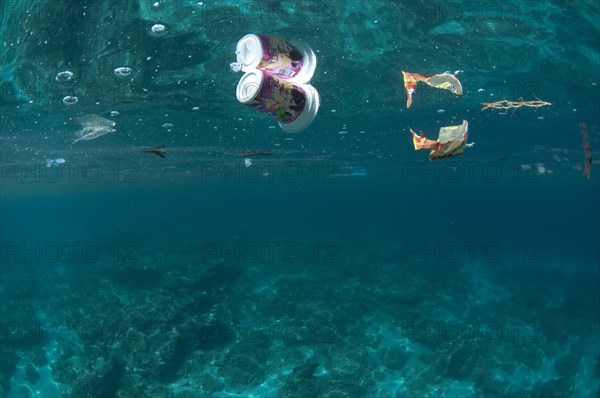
(72, 114, 116, 144)
(402, 71, 463, 108)
(410, 120, 474, 160)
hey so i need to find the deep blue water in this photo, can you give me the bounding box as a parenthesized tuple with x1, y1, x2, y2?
(1, 1, 599, 397)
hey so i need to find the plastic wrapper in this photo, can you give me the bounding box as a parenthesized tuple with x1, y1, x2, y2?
(402, 71, 463, 108)
(72, 114, 116, 144)
(411, 120, 473, 160)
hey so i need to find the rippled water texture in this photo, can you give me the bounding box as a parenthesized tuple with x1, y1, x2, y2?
(0, 1, 599, 398)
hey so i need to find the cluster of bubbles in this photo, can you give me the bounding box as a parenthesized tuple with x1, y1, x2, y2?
(150, 0, 167, 37)
(53, 66, 134, 107)
(54, 70, 78, 106)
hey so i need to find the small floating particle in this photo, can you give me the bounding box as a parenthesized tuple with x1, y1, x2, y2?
(162, 123, 173, 129)
(110, 111, 120, 117)
(437, 109, 445, 114)
(477, 88, 485, 93)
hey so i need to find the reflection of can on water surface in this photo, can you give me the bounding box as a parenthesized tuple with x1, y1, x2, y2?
(235, 34, 317, 84)
(236, 70, 320, 133)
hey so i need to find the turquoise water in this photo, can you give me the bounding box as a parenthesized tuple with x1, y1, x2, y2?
(1, 1, 599, 397)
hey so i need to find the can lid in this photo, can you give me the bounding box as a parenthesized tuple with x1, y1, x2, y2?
(236, 34, 262, 70)
(236, 70, 264, 103)
(279, 83, 320, 133)
(288, 40, 317, 84)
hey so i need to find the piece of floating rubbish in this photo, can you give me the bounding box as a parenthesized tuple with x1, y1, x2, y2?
(481, 98, 552, 111)
(351, 167, 367, 176)
(402, 71, 463, 108)
(410, 120, 473, 161)
(141, 146, 167, 158)
(233, 34, 320, 132)
(236, 69, 320, 133)
(72, 114, 116, 144)
(240, 150, 272, 156)
(580, 123, 593, 179)
(233, 34, 317, 84)
(229, 62, 242, 73)
(46, 158, 65, 168)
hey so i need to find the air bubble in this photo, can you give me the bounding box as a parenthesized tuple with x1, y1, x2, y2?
(55, 70, 74, 83)
(150, 24, 167, 36)
(113, 66, 132, 77)
(62, 96, 78, 105)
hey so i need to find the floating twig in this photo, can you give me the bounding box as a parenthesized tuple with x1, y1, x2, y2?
(481, 97, 552, 111)
(241, 150, 272, 157)
(580, 123, 593, 179)
(141, 146, 167, 158)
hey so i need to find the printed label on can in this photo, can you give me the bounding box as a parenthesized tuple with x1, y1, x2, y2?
(246, 73, 306, 124)
(276, 68, 296, 77)
(258, 35, 304, 79)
